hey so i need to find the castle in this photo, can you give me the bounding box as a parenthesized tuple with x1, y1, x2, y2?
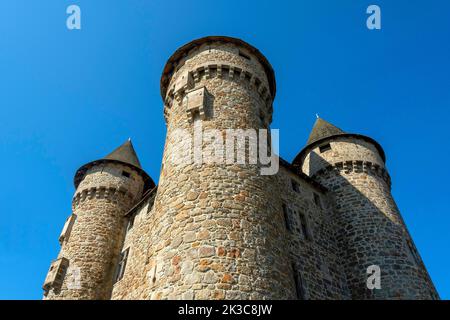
(43, 36, 438, 300)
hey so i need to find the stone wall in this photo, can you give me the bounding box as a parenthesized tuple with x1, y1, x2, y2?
(276, 166, 352, 299)
(44, 37, 439, 301)
(301, 137, 438, 299)
(44, 162, 144, 299)
(111, 40, 295, 300)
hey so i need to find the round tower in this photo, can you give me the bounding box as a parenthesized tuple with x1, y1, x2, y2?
(293, 118, 438, 299)
(133, 36, 293, 299)
(43, 140, 154, 299)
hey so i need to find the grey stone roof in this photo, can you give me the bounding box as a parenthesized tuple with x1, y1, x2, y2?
(292, 118, 386, 168)
(73, 139, 154, 191)
(104, 139, 142, 169)
(307, 118, 345, 145)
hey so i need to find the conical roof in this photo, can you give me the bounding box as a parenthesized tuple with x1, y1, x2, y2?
(307, 118, 345, 145)
(103, 139, 142, 169)
(292, 117, 386, 168)
(74, 139, 154, 191)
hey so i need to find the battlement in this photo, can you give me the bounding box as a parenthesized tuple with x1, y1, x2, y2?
(45, 36, 439, 301)
(311, 160, 391, 188)
(163, 61, 273, 123)
(72, 185, 135, 209)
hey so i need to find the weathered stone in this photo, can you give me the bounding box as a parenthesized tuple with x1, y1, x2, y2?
(45, 36, 438, 302)
(198, 246, 215, 258)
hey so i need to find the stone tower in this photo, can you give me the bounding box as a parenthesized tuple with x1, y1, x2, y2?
(43, 36, 439, 300)
(110, 36, 295, 299)
(293, 118, 439, 299)
(43, 140, 154, 299)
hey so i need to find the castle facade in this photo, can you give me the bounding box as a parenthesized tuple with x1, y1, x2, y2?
(43, 36, 438, 300)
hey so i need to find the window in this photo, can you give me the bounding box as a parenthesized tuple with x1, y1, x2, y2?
(114, 248, 129, 283)
(259, 110, 265, 126)
(122, 171, 131, 178)
(282, 204, 292, 232)
(406, 240, 421, 266)
(319, 143, 331, 153)
(299, 213, 310, 240)
(254, 78, 261, 88)
(238, 50, 251, 60)
(127, 214, 136, 231)
(291, 180, 300, 193)
(314, 193, 322, 209)
(292, 263, 306, 300)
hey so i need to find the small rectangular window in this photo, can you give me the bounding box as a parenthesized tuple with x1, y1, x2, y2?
(314, 193, 322, 209)
(291, 180, 300, 193)
(114, 248, 129, 283)
(122, 171, 131, 178)
(259, 110, 265, 126)
(282, 204, 292, 232)
(319, 143, 331, 153)
(406, 240, 421, 266)
(292, 263, 306, 300)
(299, 213, 310, 241)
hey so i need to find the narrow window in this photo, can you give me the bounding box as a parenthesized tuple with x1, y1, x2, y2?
(122, 171, 131, 178)
(282, 204, 292, 232)
(314, 193, 322, 209)
(299, 213, 310, 240)
(291, 180, 300, 193)
(222, 66, 230, 76)
(319, 143, 331, 153)
(292, 263, 306, 300)
(259, 110, 265, 127)
(127, 214, 136, 231)
(238, 50, 251, 60)
(114, 248, 129, 283)
(406, 240, 421, 266)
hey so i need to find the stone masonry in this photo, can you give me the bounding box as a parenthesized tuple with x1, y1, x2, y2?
(43, 36, 439, 300)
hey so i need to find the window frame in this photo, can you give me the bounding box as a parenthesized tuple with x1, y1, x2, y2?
(319, 143, 331, 153)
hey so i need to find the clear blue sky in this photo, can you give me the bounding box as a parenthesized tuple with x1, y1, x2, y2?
(0, 0, 449, 299)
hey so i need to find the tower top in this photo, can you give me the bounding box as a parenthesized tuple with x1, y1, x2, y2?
(160, 35, 276, 100)
(74, 139, 154, 191)
(307, 117, 345, 145)
(292, 118, 386, 168)
(104, 139, 142, 169)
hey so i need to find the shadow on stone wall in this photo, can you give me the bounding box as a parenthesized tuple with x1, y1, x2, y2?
(308, 151, 438, 300)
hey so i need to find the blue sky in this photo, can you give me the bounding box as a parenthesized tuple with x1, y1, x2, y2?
(0, 0, 449, 299)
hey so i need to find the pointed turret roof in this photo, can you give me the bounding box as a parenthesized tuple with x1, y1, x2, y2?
(307, 117, 345, 145)
(292, 117, 386, 169)
(103, 139, 142, 169)
(74, 139, 154, 191)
